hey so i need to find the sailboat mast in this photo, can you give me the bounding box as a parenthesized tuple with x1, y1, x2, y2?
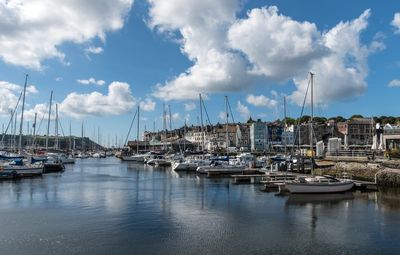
(169, 104, 172, 130)
(309, 72, 314, 175)
(137, 105, 140, 154)
(55, 104, 59, 150)
(284, 96, 287, 154)
(199, 94, 204, 152)
(46, 91, 53, 150)
(81, 121, 84, 152)
(32, 112, 37, 148)
(18, 74, 28, 154)
(69, 120, 72, 151)
(225, 96, 229, 153)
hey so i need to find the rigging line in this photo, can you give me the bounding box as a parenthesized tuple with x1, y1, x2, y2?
(124, 108, 138, 146)
(201, 99, 213, 127)
(226, 97, 235, 124)
(1, 90, 23, 144)
(291, 77, 311, 154)
(201, 98, 219, 147)
(58, 118, 66, 137)
(32, 114, 45, 147)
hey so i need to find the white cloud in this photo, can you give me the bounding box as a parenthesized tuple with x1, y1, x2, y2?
(246, 94, 278, 108)
(290, 9, 376, 105)
(77, 78, 106, 86)
(236, 101, 250, 120)
(23, 103, 56, 122)
(392, 13, 400, 34)
(218, 111, 227, 122)
(149, 0, 250, 100)
(85, 46, 104, 55)
(184, 102, 196, 111)
(0, 80, 38, 116)
(149, 3, 379, 106)
(172, 113, 180, 121)
(0, 0, 133, 69)
(60, 81, 136, 118)
(388, 79, 400, 87)
(228, 6, 327, 82)
(55, 77, 63, 82)
(139, 98, 156, 111)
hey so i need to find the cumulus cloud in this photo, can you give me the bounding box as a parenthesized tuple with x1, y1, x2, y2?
(0, 80, 38, 116)
(60, 81, 136, 118)
(85, 46, 104, 55)
(290, 9, 374, 105)
(228, 6, 327, 82)
(246, 94, 278, 108)
(218, 111, 227, 122)
(236, 101, 250, 120)
(0, 0, 133, 69)
(23, 103, 56, 122)
(149, 2, 379, 106)
(149, 0, 250, 100)
(172, 113, 180, 121)
(184, 102, 196, 111)
(392, 13, 400, 34)
(139, 98, 156, 111)
(77, 78, 106, 86)
(388, 79, 400, 87)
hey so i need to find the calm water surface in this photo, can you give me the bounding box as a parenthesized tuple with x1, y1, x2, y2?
(0, 157, 399, 255)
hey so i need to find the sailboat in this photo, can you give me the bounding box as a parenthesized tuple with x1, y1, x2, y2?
(172, 94, 213, 171)
(286, 72, 353, 194)
(121, 105, 149, 162)
(3, 75, 44, 176)
(196, 96, 247, 174)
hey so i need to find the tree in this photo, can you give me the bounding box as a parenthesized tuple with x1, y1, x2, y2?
(334, 116, 346, 123)
(297, 115, 311, 124)
(313, 116, 327, 123)
(350, 114, 364, 119)
(283, 117, 296, 126)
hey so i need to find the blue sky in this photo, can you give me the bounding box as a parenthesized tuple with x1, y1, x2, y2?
(1, 0, 400, 146)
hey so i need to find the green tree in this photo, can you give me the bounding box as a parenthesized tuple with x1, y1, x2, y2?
(297, 115, 311, 124)
(283, 117, 296, 126)
(350, 114, 364, 119)
(313, 116, 327, 123)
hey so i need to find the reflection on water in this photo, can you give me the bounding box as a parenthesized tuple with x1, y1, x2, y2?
(286, 192, 354, 206)
(0, 157, 399, 255)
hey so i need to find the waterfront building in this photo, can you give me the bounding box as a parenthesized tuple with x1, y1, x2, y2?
(338, 118, 374, 148)
(266, 122, 283, 146)
(380, 124, 400, 150)
(207, 124, 238, 151)
(250, 120, 267, 151)
(236, 124, 251, 151)
(282, 127, 295, 147)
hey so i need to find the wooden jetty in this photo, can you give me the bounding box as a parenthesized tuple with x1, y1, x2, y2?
(352, 180, 378, 191)
(231, 174, 266, 184)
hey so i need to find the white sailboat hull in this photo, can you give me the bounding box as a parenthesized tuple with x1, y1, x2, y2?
(3, 165, 43, 176)
(197, 165, 246, 174)
(121, 156, 145, 162)
(172, 162, 198, 171)
(286, 181, 354, 194)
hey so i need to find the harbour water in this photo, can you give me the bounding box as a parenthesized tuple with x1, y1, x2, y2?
(0, 157, 399, 255)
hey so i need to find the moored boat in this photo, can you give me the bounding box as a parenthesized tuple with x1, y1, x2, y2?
(286, 176, 354, 194)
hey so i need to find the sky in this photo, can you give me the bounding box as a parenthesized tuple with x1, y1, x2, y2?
(1, 0, 400, 146)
